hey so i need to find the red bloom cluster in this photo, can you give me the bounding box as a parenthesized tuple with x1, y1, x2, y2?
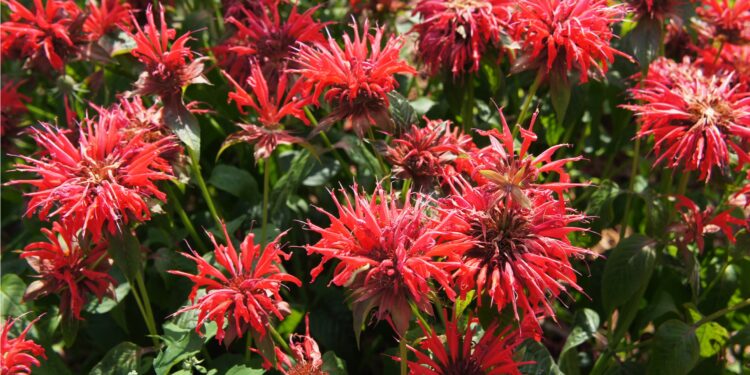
(222, 64, 310, 159)
(693, 0, 750, 44)
(1, 316, 45, 375)
(84, 0, 132, 41)
(412, 0, 511, 77)
(170, 223, 301, 345)
(305, 186, 473, 337)
(385, 119, 475, 191)
(10, 107, 178, 240)
(0, 0, 86, 71)
(21, 222, 116, 319)
(625, 57, 750, 181)
(511, 0, 629, 83)
(403, 311, 524, 375)
(0, 79, 29, 138)
(272, 316, 326, 375)
(696, 43, 750, 86)
(292, 21, 416, 137)
(670, 195, 747, 252)
(627, 0, 679, 21)
(126, 6, 207, 102)
(216, 1, 327, 87)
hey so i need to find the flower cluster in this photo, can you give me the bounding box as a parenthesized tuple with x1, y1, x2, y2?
(1, 316, 46, 375)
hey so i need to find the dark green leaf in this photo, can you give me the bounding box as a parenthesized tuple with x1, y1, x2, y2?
(107, 230, 143, 282)
(85, 282, 130, 314)
(549, 70, 571, 121)
(321, 351, 348, 375)
(164, 102, 201, 154)
(625, 18, 663, 67)
(208, 164, 258, 200)
(303, 157, 341, 187)
(517, 340, 563, 375)
(1, 274, 27, 317)
(225, 365, 264, 375)
(601, 235, 657, 314)
(89, 342, 145, 375)
(153, 327, 203, 375)
(647, 320, 699, 375)
(387, 91, 418, 132)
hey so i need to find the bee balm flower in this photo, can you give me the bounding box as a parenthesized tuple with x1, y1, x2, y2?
(1, 316, 46, 375)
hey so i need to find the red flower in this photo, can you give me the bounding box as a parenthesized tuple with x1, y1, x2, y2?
(440, 179, 591, 323)
(696, 43, 750, 86)
(292, 20, 416, 137)
(401, 311, 525, 375)
(9, 110, 178, 240)
(222, 64, 309, 159)
(385, 119, 475, 191)
(413, 0, 511, 77)
(694, 0, 750, 44)
(511, 0, 630, 83)
(469, 109, 585, 207)
(84, 0, 132, 40)
(305, 186, 473, 337)
(671, 195, 747, 251)
(126, 5, 207, 102)
(0, 0, 86, 71)
(271, 315, 326, 375)
(627, 0, 678, 21)
(216, 1, 327, 87)
(169, 223, 301, 345)
(625, 58, 750, 181)
(21, 221, 116, 319)
(1, 316, 46, 375)
(0, 79, 29, 138)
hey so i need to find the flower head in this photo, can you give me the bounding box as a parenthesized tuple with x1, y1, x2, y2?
(21, 221, 116, 319)
(671, 195, 747, 251)
(469, 109, 585, 207)
(1, 79, 29, 138)
(84, 0, 132, 40)
(222, 64, 309, 159)
(1, 316, 46, 375)
(440, 180, 591, 323)
(216, 1, 327, 87)
(9, 110, 178, 240)
(292, 20, 416, 137)
(0, 0, 86, 71)
(627, 0, 679, 21)
(511, 0, 630, 83)
(126, 5, 207, 102)
(413, 0, 511, 77)
(695, 43, 750, 86)
(271, 315, 326, 375)
(169, 223, 301, 345)
(305, 186, 473, 337)
(385, 119, 475, 191)
(625, 58, 750, 181)
(401, 311, 524, 375)
(694, 0, 750, 44)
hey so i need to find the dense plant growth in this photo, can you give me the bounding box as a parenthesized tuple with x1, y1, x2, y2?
(1, 0, 749, 374)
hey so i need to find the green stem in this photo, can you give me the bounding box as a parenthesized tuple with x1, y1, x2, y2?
(712, 40, 725, 66)
(698, 256, 731, 304)
(462, 78, 474, 134)
(620, 136, 642, 238)
(244, 331, 253, 362)
(135, 272, 160, 347)
(368, 127, 389, 179)
(268, 325, 290, 354)
(305, 107, 355, 181)
(516, 70, 545, 131)
(399, 338, 408, 375)
(261, 157, 271, 249)
(188, 148, 223, 230)
(408, 301, 430, 329)
(164, 183, 208, 253)
(695, 298, 750, 327)
(676, 171, 690, 197)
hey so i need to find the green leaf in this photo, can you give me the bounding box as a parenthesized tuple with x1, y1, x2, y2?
(321, 351, 348, 375)
(303, 157, 341, 187)
(107, 230, 143, 282)
(208, 164, 258, 201)
(549, 70, 571, 121)
(164, 101, 201, 154)
(695, 322, 729, 358)
(277, 308, 303, 335)
(625, 18, 663, 67)
(562, 309, 600, 353)
(601, 235, 657, 314)
(1, 274, 27, 317)
(387, 91, 418, 132)
(85, 282, 130, 314)
(647, 320, 699, 375)
(89, 342, 146, 375)
(225, 365, 264, 375)
(455, 290, 476, 319)
(271, 150, 315, 213)
(61, 315, 79, 348)
(153, 327, 203, 375)
(517, 340, 563, 375)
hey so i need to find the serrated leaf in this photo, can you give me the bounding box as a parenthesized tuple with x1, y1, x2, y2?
(1, 274, 27, 317)
(164, 102, 201, 154)
(695, 322, 729, 358)
(387, 91, 418, 132)
(601, 235, 657, 314)
(89, 342, 145, 375)
(517, 340, 563, 375)
(208, 164, 258, 200)
(647, 320, 699, 375)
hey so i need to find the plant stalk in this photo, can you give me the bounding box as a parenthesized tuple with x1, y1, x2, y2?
(188, 148, 223, 230)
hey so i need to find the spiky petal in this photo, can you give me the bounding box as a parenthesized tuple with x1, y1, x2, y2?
(1, 316, 46, 375)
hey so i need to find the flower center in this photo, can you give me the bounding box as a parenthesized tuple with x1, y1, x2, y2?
(468, 207, 532, 268)
(442, 357, 484, 375)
